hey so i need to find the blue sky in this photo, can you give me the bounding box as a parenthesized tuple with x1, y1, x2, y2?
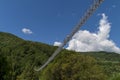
(0, 0, 120, 48)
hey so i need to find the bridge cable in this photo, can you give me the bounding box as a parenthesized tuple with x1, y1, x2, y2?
(34, 0, 104, 71)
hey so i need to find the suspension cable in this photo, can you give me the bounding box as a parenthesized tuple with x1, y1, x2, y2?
(34, 0, 104, 71)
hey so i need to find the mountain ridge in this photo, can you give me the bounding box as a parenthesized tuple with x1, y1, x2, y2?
(0, 32, 120, 80)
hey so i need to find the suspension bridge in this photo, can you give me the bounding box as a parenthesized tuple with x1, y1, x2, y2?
(34, 0, 104, 71)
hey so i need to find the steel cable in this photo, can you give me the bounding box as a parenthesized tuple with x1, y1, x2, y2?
(34, 0, 104, 71)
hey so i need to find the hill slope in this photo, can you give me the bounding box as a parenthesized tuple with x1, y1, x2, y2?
(0, 32, 57, 80)
(0, 32, 120, 80)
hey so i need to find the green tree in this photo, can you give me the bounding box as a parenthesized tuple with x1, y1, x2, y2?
(110, 73, 120, 80)
(40, 51, 107, 80)
(0, 53, 11, 80)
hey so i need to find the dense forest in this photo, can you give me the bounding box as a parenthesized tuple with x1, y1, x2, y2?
(0, 32, 120, 80)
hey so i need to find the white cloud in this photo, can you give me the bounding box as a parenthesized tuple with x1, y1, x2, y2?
(112, 5, 116, 8)
(22, 28, 33, 34)
(54, 41, 62, 47)
(66, 13, 120, 54)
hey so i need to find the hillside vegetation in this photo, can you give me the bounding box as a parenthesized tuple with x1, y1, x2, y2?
(0, 32, 120, 80)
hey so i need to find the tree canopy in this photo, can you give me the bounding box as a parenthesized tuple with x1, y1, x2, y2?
(0, 32, 120, 80)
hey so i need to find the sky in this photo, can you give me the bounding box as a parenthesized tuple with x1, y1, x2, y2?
(0, 0, 120, 53)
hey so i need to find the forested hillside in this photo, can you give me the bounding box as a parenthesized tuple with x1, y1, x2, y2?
(0, 32, 120, 80)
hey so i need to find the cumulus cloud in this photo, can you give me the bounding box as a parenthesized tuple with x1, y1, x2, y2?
(22, 28, 33, 34)
(66, 13, 120, 53)
(54, 41, 62, 46)
(112, 5, 116, 8)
